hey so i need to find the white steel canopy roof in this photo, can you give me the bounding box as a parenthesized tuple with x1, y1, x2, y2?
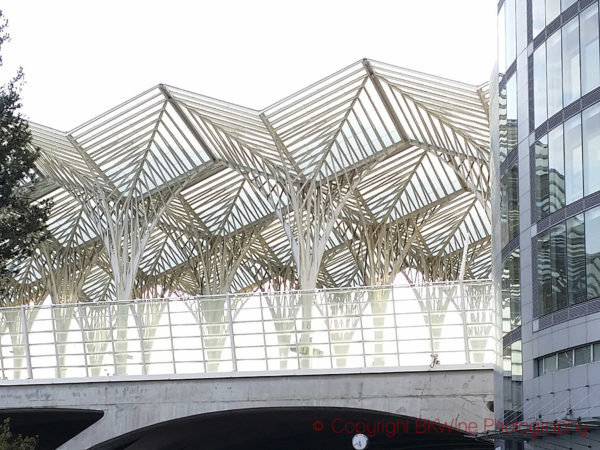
(7, 59, 491, 303)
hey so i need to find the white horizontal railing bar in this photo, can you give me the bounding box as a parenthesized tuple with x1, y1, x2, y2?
(0, 282, 496, 381)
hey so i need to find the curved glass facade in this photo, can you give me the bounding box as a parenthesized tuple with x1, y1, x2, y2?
(495, 0, 600, 448)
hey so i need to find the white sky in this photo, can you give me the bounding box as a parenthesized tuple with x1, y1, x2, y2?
(0, 0, 497, 131)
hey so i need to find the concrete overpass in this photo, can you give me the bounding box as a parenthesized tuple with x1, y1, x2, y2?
(0, 367, 494, 449)
(0, 282, 498, 448)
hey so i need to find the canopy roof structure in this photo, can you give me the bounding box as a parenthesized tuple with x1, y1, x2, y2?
(7, 59, 491, 304)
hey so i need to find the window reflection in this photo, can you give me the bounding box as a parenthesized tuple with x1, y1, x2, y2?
(502, 250, 521, 333)
(575, 345, 592, 365)
(534, 45, 548, 128)
(534, 136, 550, 219)
(506, 75, 517, 153)
(531, 6, 600, 130)
(562, 17, 580, 106)
(500, 75, 518, 164)
(532, 0, 545, 38)
(546, 0, 561, 25)
(501, 165, 519, 248)
(567, 215, 586, 304)
(586, 207, 600, 299)
(548, 125, 565, 213)
(506, 0, 517, 67)
(534, 107, 592, 222)
(538, 228, 553, 315)
(537, 223, 567, 315)
(583, 103, 600, 196)
(537, 205, 600, 316)
(547, 31, 563, 117)
(537, 341, 600, 376)
(551, 223, 568, 310)
(564, 115, 583, 204)
(503, 340, 522, 421)
(499, 3, 506, 73)
(581, 4, 600, 95)
(558, 350, 573, 369)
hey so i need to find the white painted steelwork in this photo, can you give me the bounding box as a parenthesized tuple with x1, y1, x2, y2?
(0, 281, 495, 380)
(4, 59, 491, 307)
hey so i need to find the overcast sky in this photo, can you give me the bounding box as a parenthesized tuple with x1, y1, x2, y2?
(0, 0, 497, 131)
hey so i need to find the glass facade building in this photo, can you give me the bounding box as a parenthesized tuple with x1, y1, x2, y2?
(495, 0, 600, 448)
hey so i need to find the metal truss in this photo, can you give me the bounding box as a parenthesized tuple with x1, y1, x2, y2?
(4, 59, 491, 306)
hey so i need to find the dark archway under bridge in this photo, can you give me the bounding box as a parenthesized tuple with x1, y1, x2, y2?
(93, 407, 493, 450)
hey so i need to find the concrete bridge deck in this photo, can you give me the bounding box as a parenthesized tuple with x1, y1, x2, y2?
(0, 366, 494, 449)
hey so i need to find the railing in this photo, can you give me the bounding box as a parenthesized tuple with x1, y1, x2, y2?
(0, 281, 496, 380)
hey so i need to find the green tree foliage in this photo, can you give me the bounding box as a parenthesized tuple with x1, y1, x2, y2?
(0, 10, 50, 282)
(0, 419, 38, 450)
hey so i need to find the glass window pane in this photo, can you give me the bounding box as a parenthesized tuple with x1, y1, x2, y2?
(507, 75, 518, 154)
(501, 165, 519, 248)
(586, 206, 600, 299)
(548, 125, 565, 213)
(567, 215, 587, 305)
(535, 135, 550, 219)
(516, 0, 528, 54)
(547, 31, 563, 118)
(543, 354, 557, 374)
(508, 165, 519, 241)
(499, 82, 508, 163)
(499, 4, 506, 73)
(501, 173, 509, 248)
(504, 345, 512, 372)
(511, 341, 522, 377)
(583, 103, 600, 195)
(558, 350, 573, 369)
(546, 0, 561, 24)
(503, 376, 513, 411)
(534, 44, 548, 127)
(502, 250, 521, 333)
(575, 346, 591, 365)
(506, 0, 517, 67)
(532, 0, 546, 38)
(581, 4, 600, 95)
(502, 257, 512, 334)
(538, 229, 553, 315)
(510, 250, 521, 330)
(551, 223, 568, 311)
(564, 115, 583, 204)
(594, 343, 600, 362)
(562, 0, 577, 11)
(562, 17, 580, 106)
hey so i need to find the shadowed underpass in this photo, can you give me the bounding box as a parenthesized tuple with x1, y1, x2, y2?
(0, 409, 104, 450)
(92, 407, 493, 450)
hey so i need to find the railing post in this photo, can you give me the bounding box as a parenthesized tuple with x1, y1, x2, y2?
(0, 326, 5, 380)
(20, 306, 33, 379)
(166, 300, 177, 375)
(195, 298, 207, 373)
(460, 281, 471, 365)
(325, 293, 334, 370)
(77, 304, 90, 378)
(391, 286, 400, 367)
(359, 295, 367, 368)
(50, 306, 60, 378)
(459, 238, 471, 365)
(292, 293, 301, 369)
(226, 293, 237, 372)
(134, 302, 148, 376)
(258, 292, 269, 370)
(107, 304, 118, 376)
